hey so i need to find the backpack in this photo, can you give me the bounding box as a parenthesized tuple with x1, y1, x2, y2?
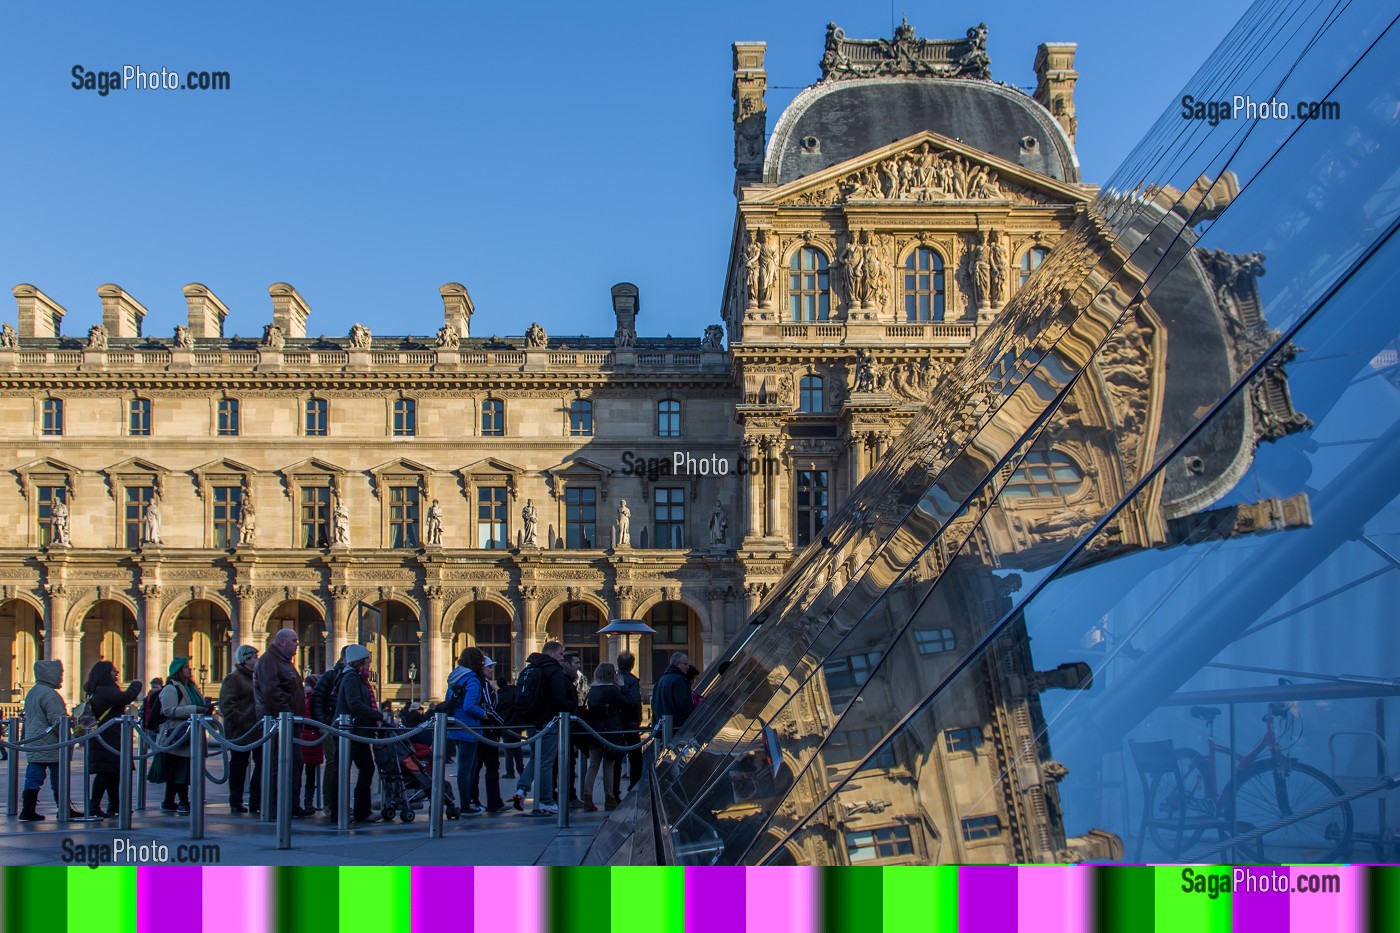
(73, 698, 96, 736)
(142, 692, 164, 732)
(516, 663, 548, 723)
(432, 678, 466, 717)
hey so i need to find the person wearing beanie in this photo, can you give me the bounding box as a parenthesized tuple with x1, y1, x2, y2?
(219, 645, 261, 814)
(334, 644, 386, 823)
(150, 657, 213, 814)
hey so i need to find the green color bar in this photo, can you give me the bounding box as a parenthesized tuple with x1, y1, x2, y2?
(68, 866, 136, 933)
(1156, 866, 1231, 932)
(1095, 866, 1154, 933)
(4, 867, 65, 932)
(884, 866, 957, 931)
(550, 866, 611, 933)
(276, 867, 338, 932)
(341, 867, 412, 932)
(822, 866, 884, 933)
(1372, 866, 1400, 933)
(612, 868, 684, 933)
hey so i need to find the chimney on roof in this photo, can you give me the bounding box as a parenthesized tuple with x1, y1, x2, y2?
(732, 42, 768, 186)
(12, 284, 66, 338)
(268, 282, 311, 338)
(97, 284, 148, 338)
(611, 283, 639, 334)
(439, 283, 474, 338)
(182, 283, 230, 338)
(1034, 43, 1079, 144)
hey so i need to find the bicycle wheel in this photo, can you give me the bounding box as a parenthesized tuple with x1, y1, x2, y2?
(1146, 751, 1212, 857)
(1226, 759, 1353, 863)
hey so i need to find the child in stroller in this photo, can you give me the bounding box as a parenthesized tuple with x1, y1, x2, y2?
(371, 725, 460, 822)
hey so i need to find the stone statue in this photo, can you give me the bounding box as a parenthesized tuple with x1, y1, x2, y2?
(174, 324, 194, 349)
(348, 323, 372, 350)
(141, 493, 162, 546)
(614, 326, 637, 348)
(758, 231, 780, 307)
(989, 232, 1010, 305)
(854, 349, 884, 393)
(702, 324, 724, 350)
(425, 498, 444, 546)
(435, 325, 460, 349)
(525, 322, 547, 349)
(522, 499, 539, 547)
(332, 497, 351, 547)
(743, 234, 762, 306)
(50, 497, 71, 547)
(87, 324, 108, 350)
(836, 235, 864, 308)
(261, 323, 285, 350)
(965, 233, 991, 308)
(953, 23, 991, 79)
(708, 499, 728, 546)
(1, 322, 19, 349)
(236, 490, 256, 547)
(615, 500, 631, 548)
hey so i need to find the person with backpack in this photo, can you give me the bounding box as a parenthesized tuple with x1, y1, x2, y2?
(140, 677, 164, 735)
(218, 646, 260, 814)
(612, 651, 644, 794)
(84, 660, 142, 818)
(509, 641, 575, 815)
(468, 657, 506, 813)
(445, 647, 489, 817)
(309, 646, 348, 820)
(494, 670, 525, 778)
(333, 645, 387, 823)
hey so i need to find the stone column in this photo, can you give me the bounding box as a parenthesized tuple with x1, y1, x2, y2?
(765, 441, 783, 540)
(43, 583, 68, 681)
(607, 586, 636, 662)
(518, 586, 540, 671)
(328, 585, 350, 661)
(850, 433, 866, 489)
(234, 585, 257, 655)
(140, 584, 165, 688)
(64, 631, 82, 706)
(744, 582, 768, 618)
(424, 586, 446, 705)
(704, 587, 728, 668)
(744, 438, 763, 538)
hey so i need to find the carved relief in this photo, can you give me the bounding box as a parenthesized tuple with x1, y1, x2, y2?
(434, 325, 460, 349)
(86, 325, 108, 350)
(820, 20, 991, 82)
(261, 324, 286, 350)
(174, 325, 194, 349)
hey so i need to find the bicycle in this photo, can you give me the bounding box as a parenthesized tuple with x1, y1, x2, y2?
(1146, 703, 1353, 863)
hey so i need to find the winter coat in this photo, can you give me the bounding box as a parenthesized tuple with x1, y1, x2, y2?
(300, 686, 324, 765)
(583, 683, 638, 755)
(309, 660, 345, 724)
(535, 655, 578, 728)
(218, 665, 258, 744)
(445, 666, 487, 743)
(87, 681, 141, 771)
(158, 680, 207, 759)
(23, 660, 66, 764)
(651, 665, 695, 729)
(334, 668, 383, 736)
(253, 645, 302, 718)
(617, 672, 643, 728)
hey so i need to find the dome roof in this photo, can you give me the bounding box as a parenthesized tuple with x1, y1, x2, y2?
(765, 78, 1080, 187)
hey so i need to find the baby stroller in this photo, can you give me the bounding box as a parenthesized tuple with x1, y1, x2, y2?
(372, 726, 460, 822)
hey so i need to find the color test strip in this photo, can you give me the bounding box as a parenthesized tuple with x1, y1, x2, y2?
(614, 867, 684, 933)
(275, 866, 337, 930)
(821, 866, 882, 933)
(139, 865, 200, 932)
(549, 865, 611, 933)
(411, 866, 466, 930)
(69, 865, 135, 933)
(885, 865, 957, 932)
(746, 867, 818, 933)
(1094, 864, 1151, 932)
(475, 865, 543, 933)
(202, 867, 270, 933)
(685, 865, 745, 933)
(342, 867, 412, 932)
(1158, 865, 1231, 932)
(1018, 865, 1089, 933)
(961, 866, 1017, 933)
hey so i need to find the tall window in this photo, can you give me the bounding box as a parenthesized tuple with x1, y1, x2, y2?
(217, 398, 239, 436)
(393, 398, 416, 437)
(38, 485, 67, 548)
(657, 399, 681, 437)
(1019, 246, 1050, 289)
(389, 486, 419, 548)
(789, 247, 830, 322)
(847, 826, 914, 862)
(300, 486, 331, 548)
(961, 815, 1002, 842)
(827, 724, 897, 769)
(472, 602, 513, 672)
(799, 375, 824, 413)
(795, 468, 829, 547)
(654, 488, 685, 549)
(565, 487, 596, 548)
(646, 602, 691, 682)
(903, 248, 945, 322)
(481, 398, 504, 437)
(213, 485, 243, 548)
(568, 399, 593, 437)
(823, 650, 881, 706)
(1004, 448, 1082, 498)
(305, 398, 328, 436)
(129, 398, 151, 436)
(41, 398, 63, 436)
(560, 601, 602, 672)
(387, 617, 420, 685)
(476, 487, 509, 549)
(124, 486, 154, 549)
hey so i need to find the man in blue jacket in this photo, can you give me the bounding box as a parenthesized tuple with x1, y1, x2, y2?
(651, 652, 696, 730)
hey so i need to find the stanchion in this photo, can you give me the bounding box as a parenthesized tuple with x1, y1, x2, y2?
(429, 712, 446, 839)
(660, 715, 673, 753)
(57, 715, 72, 820)
(277, 711, 294, 849)
(118, 716, 133, 831)
(532, 721, 543, 806)
(557, 713, 571, 829)
(81, 723, 93, 818)
(190, 714, 206, 840)
(6, 717, 19, 816)
(137, 724, 148, 811)
(259, 715, 275, 823)
(337, 715, 351, 832)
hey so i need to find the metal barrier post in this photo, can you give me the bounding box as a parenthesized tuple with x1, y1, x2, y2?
(429, 713, 446, 839)
(277, 711, 294, 849)
(137, 725, 148, 811)
(190, 714, 206, 839)
(6, 717, 19, 816)
(337, 715, 351, 832)
(259, 715, 275, 823)
(532, 722, 543, 804)
(557, 713, 571, 829)
(118, 716, 133, 831)
(81, 723, 93, 818)
(57, 716, 72, 819)
(661, 715, 674, 751)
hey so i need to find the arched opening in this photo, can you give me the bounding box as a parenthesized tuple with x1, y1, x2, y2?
(642, 601, 701, 686)
(450, 601, 514, 680)
(546, 601, 603, 672)
(264, 599, 326, 676)
(79, 600, 138, 688)
(171, 600, 234, 694)
(371, 599, 420, 704)
(0, 599, 44, 710)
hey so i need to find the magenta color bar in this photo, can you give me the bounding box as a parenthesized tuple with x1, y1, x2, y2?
(686, 866, 745, 933)
(1289, 866, 1363, 931)
(1233, 867, 1291, 933)
(202, 867, 271, 933)
(474, 866, 544, 933)
(138, 866, 202, 932)
(413, 866, 470, 931)
(746, 867, 818, 933)
(960, 867, 1017, 933)
(1017, 866, 1089, 933)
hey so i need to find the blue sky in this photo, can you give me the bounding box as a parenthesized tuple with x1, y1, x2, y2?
(0, 1, 1253, 343)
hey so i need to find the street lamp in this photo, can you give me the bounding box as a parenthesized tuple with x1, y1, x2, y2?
(407, 662, 418, 706)
(198, 664, 208, 690)
(598, 618, 657, 656)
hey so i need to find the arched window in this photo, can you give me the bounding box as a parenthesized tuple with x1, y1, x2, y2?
(644, 601, 696, 684)
(470, 602, 513, 674)
(657, 399, 681, 437)
(383, 601, 420, 685)
(393, 398, 417, 436)
(560, 601, 602, 672)
(903, 248, 946, 322)
(1004, 448, 1082, 498)
(569, 399, 593, 437)
(789, 247, 830, 322)
(481, 398, 505, 437)
(305, 398, 328, 436)
(799, 375, 824, 413)
(129, 398, 152, 436)
(1019, 246, 1050, 290)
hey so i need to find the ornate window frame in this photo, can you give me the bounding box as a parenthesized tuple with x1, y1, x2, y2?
(36, 394, 65, 437)
(15, 457, 80, 549)
(278, 457, 347, 549)
(567, 397, 594, 437)
(456, 458, 523, 548)
(193, 458, 257, 549)
(370, 458, 433, 548)
(480, 396, 506, 437)
(787, 244, 833, 323)
(303, 395, 330, 437)
(390, 394, 418, 438)
(899, 245, 948, 323)
(212, 394, 240, 437)
(102, 457, 169, 549)
(126, 395, 153, 437)
(544, 457, 613, 550)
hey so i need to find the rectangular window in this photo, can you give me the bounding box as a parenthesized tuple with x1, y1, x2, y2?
(124, 486, 153, 549)
(654, 487, 685, 548)
(37, 485, 67, 548)
(300, 486, 331, 548)
(41, 398, 64, 436)
(826, 724, 897, 769)
(822, 650, 881, 706)
(389, 486, 420, 548)
(476, 487, 509, 549)
(846, 825, 914, 863)
(565, 487, 597, 549)
(657, 400, 681, 437)
(129, 398, 151, 436)
(961, 815, 1002, 842)
(943, 727, 984, 754)
(217, 398, 239, 436)
(305, 398, 328, 436)
(481, 399, 504, 437)
(569, 400, 593, 437)
(915, 627, 957, 655)
(393, 399, 417, 437)
(795, 469, 829, 547)
(212, 485, 243, 549)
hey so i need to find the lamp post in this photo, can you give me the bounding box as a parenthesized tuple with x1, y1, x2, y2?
(198, 664, 208, 691)
(597, 619, 657, 658)
(407, 662, 418, 707)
